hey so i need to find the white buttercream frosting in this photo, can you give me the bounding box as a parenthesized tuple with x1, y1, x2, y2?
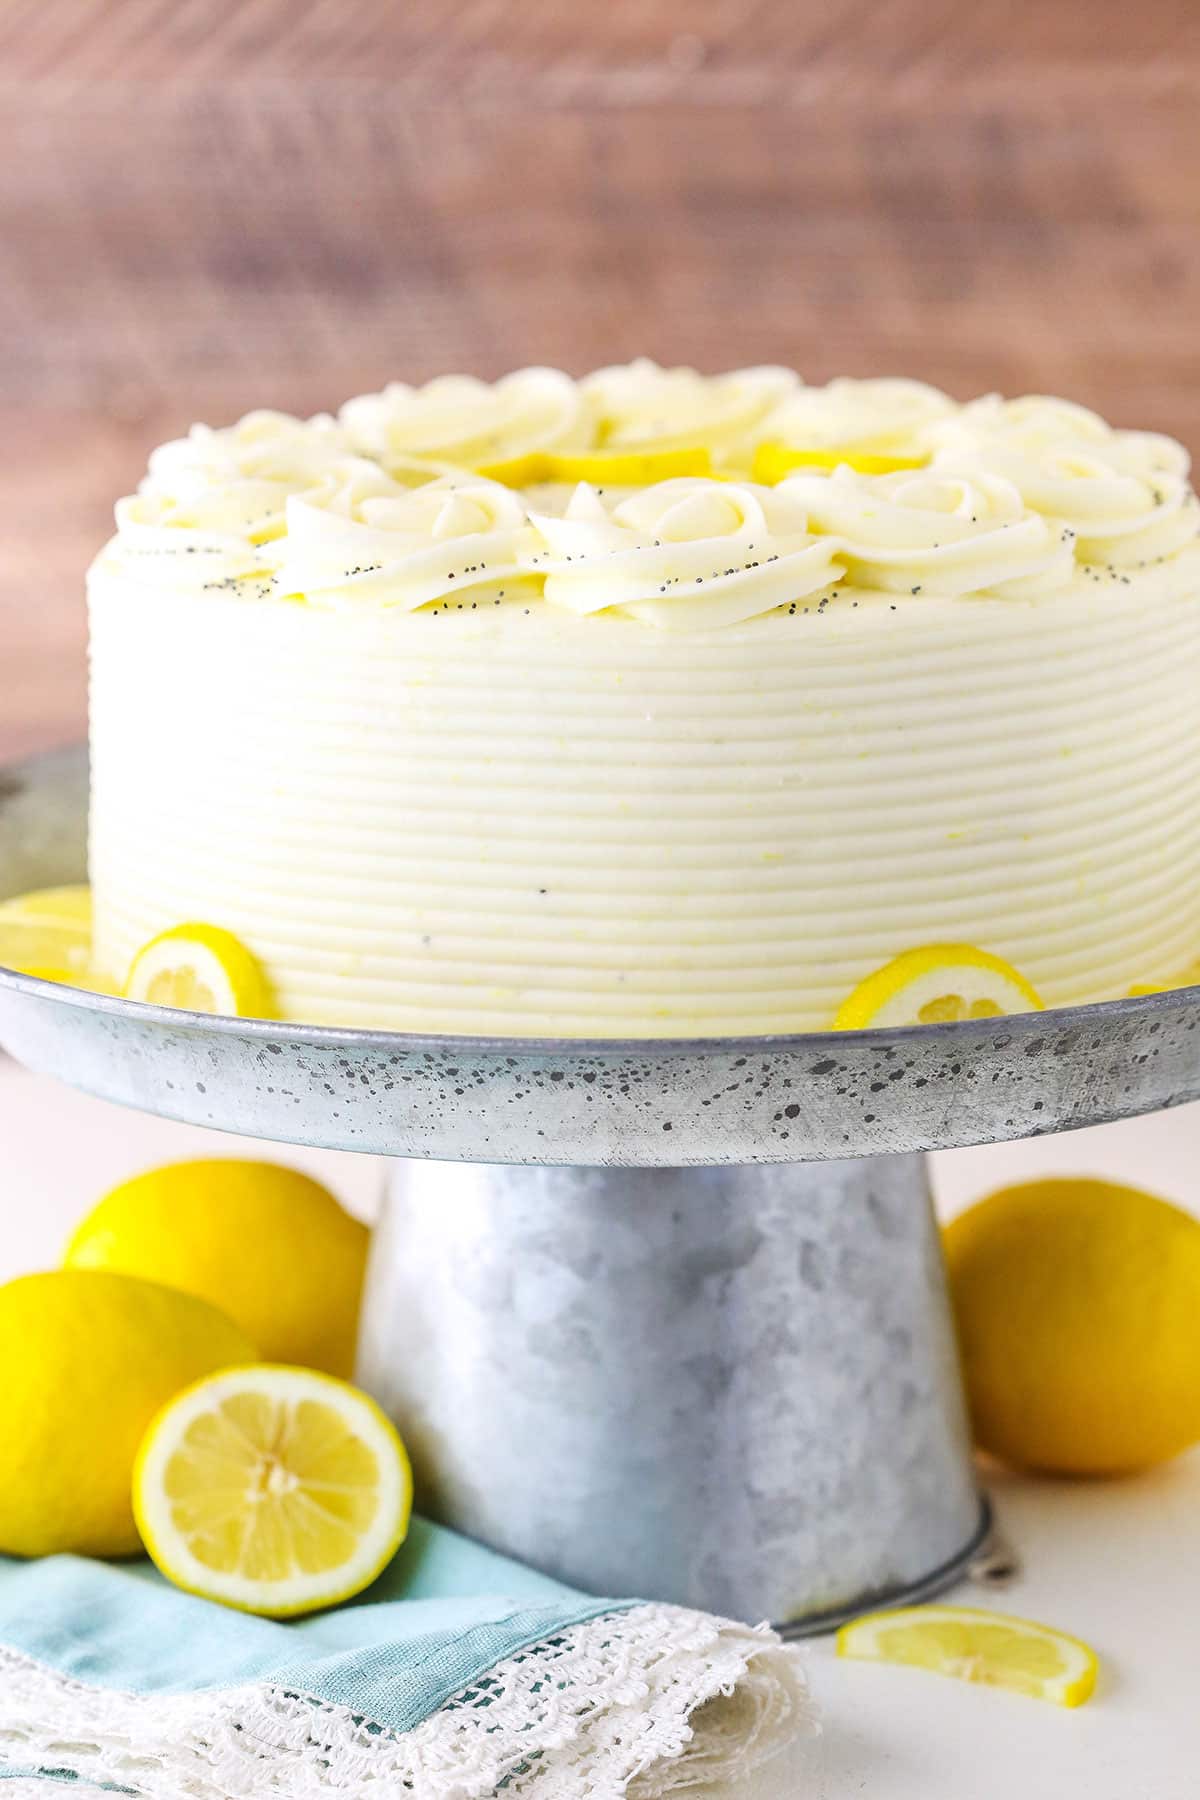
(89, 548, 1200, 1032)
(107, 374, 1197, 621)
(87, 368, 1200, 1035)
(277, 470, 538, 611)
(580, 360, 798, 464)
(340, 368, 591, 469)
(525, 478, 845, 627)
(759, 377, 954, 457)
(108, 456, 401, 594)
(931, 394, 1197, 566)
(775, 465, 1076, 597)
(142, 409, 351, 498)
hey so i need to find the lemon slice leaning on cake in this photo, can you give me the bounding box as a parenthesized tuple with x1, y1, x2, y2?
(134, 1364, 412, 1616)
(0, 885, 94, 979)
(1128, 959, 1200, 997)
(834, 944, 1044, 1030)
(837, 1605, 1098, 1707)
(124, 923, 273, 1018)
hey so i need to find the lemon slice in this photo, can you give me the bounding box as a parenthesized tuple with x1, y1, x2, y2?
(124, 923, 274, 1018)
(15, 964, 118, 994)
(837, 1605, 1098, 1707)
(134, 1364, 413, 1616)
(0, 885, 93, 978)
(1128, 960, 1200, 997)
(753, 442, 930, 483)
(833, 944, 1044, 1030)
(479, 446, 713, 486)
(0, 883, 93, 926)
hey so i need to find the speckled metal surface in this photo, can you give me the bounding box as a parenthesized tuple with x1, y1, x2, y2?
(360, 1153, 988, 1630)
(2, 745, 1200, 1164)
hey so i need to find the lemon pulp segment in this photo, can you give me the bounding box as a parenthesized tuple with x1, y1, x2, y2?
(134, 1365, 412, 1616)
(123, 922, 273, 1018)
(833, 943, 1044, 1030)
(837, 1604, 1098, 1707)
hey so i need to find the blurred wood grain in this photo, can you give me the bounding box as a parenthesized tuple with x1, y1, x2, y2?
(2, 0, 1200, 757)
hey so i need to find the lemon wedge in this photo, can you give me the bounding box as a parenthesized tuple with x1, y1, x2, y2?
(837, 1605, 1098, 1707)
(124, 923, 273, 1018)
(833, 944, 1043, 1030)
(0, 885, 93, 979)
(479, 446, 713, 486)
(134, 1364, 413, 1616)
(753, 442, 930, 483)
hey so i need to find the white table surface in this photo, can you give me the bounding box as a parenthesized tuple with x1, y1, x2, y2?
(1, 1054, 1196, 1798)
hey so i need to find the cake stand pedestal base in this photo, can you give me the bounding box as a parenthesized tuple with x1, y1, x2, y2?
(357, 1152, 989, 1632)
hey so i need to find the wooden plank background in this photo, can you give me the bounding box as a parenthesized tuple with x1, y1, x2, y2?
(3, 0, 1199, 759)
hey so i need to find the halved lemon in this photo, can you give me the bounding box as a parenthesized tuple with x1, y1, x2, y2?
(134, 1364, 413, 1617)
(837, 1604, 1098, 1707)
(833, 944, 1044, 1030)
(124, 923, 273, 1018)
(479, 446, 713, 486)
(753, 442, 930, 483)
(0, 884, 93, 978)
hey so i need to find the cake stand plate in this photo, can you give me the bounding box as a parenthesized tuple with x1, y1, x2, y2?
(3, 745, 1199, 1630)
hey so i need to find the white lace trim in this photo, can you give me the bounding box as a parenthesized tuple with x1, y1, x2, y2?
(0, 1603, 817, 1798)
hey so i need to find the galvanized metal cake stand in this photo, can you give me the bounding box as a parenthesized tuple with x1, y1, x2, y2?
(4, 746, 1200, 1633)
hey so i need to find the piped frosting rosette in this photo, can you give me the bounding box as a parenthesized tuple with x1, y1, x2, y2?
(114, 411, 385, 590)
(522, 478, 845, 628)
(106, 456, 400, 594)
(276, 467, 539, 611)
(102, 374, 1200, 618)
(579, 360, 799, 467)
(340, 368, 591, 471)
(775, 465, 1077, 598)
(755, 377, 955, 471)
(142, 409, 352, 501)
(930, 395, 1199, 566)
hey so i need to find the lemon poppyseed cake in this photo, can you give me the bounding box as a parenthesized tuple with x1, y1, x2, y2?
(86, 365, 1200, 1034)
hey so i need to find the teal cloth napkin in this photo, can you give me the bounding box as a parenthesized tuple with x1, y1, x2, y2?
(0, 1517, 810, 1798)
(0, 1517, 621, 1732)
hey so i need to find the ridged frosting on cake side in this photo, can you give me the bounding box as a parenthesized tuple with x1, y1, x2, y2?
(89, 553, 1200, 1033)
(86, 366, 1200, 1033)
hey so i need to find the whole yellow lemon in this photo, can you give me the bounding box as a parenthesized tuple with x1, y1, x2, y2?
(0, 1270, 255, 1557)
(64, 1160, 369, 1378)
(944, 1177, 1200, 1475)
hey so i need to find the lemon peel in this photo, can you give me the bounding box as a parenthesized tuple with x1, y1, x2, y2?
(945, 1177, 1200, 1473)
(65, 1159, 368, 1378)
(134, 1364, 412, 1617)
(0, 885, 94, 980)
(124, 922, 274, 1018)
(837, 1604, 1098, 1707)
(833, 943, 1043, 1030)
(0, 1269, 255, 1558)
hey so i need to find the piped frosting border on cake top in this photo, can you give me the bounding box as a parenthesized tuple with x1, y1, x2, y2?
(93, 365, 1200, 627)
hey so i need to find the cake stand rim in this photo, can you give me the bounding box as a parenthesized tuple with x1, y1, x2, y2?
(1, 960, 1196, 1062)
